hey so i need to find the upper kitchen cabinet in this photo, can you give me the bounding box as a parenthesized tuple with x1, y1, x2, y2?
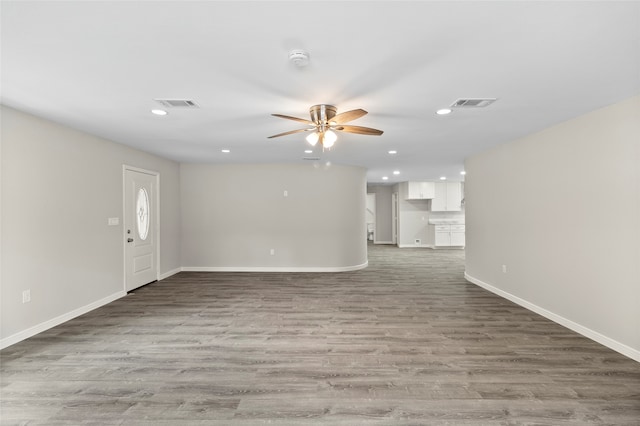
(431, 182, 463, 211)
(401, 182, 435, 200)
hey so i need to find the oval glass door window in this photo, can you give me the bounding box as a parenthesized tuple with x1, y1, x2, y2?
(136, 188, 150, 240)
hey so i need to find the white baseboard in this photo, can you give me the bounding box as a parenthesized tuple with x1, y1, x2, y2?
(158, 267, 181, 280)
(397, 244, 434, 249)
(374, 240, 394, 245)
(0, 290, 127, 350)
(464, 272, 640, 363)
(182, 261, 368, 273)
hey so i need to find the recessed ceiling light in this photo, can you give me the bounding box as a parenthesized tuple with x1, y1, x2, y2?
(382, 176, 389, 181)
(436, 108, 452, 115)
(388, 150, 397, 155)
(151, 109, 167, 116)
(440, 176, 447, 180)
(460, 171, 466, 175)
(221, 149, 230, 153)
(393, 171, 400, 175)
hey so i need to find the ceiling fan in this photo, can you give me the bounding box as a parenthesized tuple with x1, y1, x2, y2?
(268, 104, 383, 149)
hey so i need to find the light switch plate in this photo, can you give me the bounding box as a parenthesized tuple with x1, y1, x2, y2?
(108, 217, 119, 226)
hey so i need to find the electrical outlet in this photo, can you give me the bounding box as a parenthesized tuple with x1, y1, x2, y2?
(415, 239, 421, 245)
(22, 289, 31, 303)
(283, 190, 288, 197)
(270, 249, 275, 255)
(502, 265, 507, 273)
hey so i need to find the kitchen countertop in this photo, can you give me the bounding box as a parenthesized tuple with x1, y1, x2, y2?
(428, 219, 465, 225)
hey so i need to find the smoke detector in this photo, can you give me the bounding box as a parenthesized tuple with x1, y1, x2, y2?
(289, 50, 310, 67)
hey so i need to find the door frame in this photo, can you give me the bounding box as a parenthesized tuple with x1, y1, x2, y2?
(392, 192, 398, 245)
(122, 165, 160, 291)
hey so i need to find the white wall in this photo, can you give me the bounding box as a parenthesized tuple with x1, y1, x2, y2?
(180, 163, 368, 271)
(1, 106, 181, 346)
(399, 199, 431, 247)
(464, 95, 640, 361)
(367, 184, 393, 244)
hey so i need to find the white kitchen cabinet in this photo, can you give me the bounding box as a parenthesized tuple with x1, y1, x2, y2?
(435, 225, 451, 246)
(446, 183, 463, 210)
(431, 184, 447, 211)
(402, 182, 435, 200)
(434, 224, 465, 247)
(431, 182, 462, 211)
(450, 224, 466, 246)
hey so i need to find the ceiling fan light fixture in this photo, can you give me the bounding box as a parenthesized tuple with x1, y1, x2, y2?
(306, 132, 319, 146)
(323, 130, 337, 148)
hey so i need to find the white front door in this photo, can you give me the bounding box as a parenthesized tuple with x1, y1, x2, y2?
(124, 167, 158, 292)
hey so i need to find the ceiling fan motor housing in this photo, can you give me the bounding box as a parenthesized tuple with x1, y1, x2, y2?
(309, 104, 337, 125)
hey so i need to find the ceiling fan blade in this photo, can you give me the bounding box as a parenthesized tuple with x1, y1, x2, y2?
(330, 109, 368, 124)
(272, 114, 315, 125)
(267, 128, 314, 139)
(334, 125, 384, 136)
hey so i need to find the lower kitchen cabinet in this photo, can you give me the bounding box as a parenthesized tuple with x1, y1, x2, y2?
(434, 224, 465, 247)
(450, 224, 466, 246)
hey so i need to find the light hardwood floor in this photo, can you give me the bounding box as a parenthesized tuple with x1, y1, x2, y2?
(1, 245, 639, 425)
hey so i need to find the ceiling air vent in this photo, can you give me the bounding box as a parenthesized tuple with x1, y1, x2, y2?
(451, 98, 497, 108)
(154, 99, 200, 108)
(303, 157, 320, 161)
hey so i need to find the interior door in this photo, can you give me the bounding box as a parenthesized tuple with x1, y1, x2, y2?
(124, 168, 158, 292)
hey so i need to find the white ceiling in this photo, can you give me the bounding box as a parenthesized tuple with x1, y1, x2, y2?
(2, 1, 639, 183)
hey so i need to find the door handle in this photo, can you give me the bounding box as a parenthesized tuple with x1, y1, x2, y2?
(127, 238, 134, 243)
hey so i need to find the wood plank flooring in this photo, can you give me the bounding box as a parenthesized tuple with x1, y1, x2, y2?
(1, 244, 639, 425)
